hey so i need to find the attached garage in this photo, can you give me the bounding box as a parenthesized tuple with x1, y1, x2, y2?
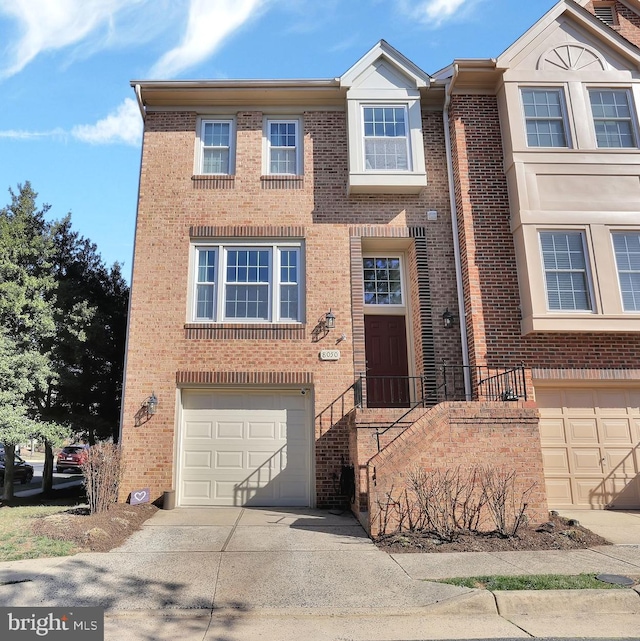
(537, 386, 640, 509)
(178, 389, 312, 507)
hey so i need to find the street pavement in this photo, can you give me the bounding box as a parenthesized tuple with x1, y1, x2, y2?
(0, 506, 639, 640)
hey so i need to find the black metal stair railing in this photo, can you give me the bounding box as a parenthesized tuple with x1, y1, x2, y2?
(363, 363, 528, 452)
(316, 378, 362, 434)
(315, 363, 528, 451)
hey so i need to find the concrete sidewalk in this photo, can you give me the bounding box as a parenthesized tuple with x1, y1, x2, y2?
(1, 507, 640, 640)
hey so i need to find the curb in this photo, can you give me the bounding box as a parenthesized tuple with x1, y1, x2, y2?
(494, 588, 640, 616)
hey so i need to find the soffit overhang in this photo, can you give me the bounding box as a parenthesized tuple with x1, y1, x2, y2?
(131, 79, 346, 109)
(432, 59, 501, 94)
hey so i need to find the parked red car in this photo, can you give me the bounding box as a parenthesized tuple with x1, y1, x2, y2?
(56, 445, 89, 473)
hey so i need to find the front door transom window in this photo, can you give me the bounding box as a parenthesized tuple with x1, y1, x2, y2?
(363, 257, 403, 305)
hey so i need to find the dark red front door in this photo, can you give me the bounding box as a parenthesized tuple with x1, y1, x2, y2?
(364, 315, 410, 408)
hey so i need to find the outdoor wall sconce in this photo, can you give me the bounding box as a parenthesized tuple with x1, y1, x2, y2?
(442, 309, 455, 329)
(325, 309, 336, 330)
(144, 392, 158, 416)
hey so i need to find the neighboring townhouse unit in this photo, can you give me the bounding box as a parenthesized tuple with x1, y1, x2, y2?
(120, 0, 640, 532)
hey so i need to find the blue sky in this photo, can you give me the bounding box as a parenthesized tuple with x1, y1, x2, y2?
(0, 0, 557, 278)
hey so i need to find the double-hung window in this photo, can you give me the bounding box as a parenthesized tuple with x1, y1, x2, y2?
(589, 89, 637, 148)
(193, 243, 302, 322)
(540, 231, 592, 311)
(199, 119, 234, 174)
(195, 248, 217, 319)
(266, 119, 300, 175)
(521, 89, 568, 148)
(363, 106, 410, 171)
(612, 232, 640, 311)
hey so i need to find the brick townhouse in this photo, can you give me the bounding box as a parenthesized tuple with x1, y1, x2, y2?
(120, 0, 640, 533)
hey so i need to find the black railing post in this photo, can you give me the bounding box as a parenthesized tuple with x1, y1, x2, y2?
(354, 377, 363, 408)
(442, 360, 448, 401)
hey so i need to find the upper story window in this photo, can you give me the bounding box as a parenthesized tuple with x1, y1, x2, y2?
(199, 119, 234, 175)
(589, 89, 637, 148)
(540, 231, 592, 311)
(363, 106, 410, 171)
(265, 119, 301, 175)
(192, 243, 303, 323)
(521, 89, 569, 148)
(612, 232, 640, 311)
(363, 256, 404, 305)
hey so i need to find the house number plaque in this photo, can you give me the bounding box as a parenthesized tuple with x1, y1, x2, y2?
(319, 349, 340, 361)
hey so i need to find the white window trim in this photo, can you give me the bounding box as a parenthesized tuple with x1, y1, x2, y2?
(262, 117, 303, 176)
(346, 97, 427, 194)
(195, 117, 236, 175)
(538, 230, 595, 313)
(587, 87, 639, 149)
(190, 241, 304, 324)
(611, 230, 640, 313)
(361, 104, 412, 172)
(520, 87, 571, 149)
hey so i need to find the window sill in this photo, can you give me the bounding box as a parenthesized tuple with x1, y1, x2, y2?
(185, 323, 306, 340)
(261, 175, 304, 190)
(348, 172, 427, 195)
(192, 175, 235, 189)
(522, 314, 640, 334)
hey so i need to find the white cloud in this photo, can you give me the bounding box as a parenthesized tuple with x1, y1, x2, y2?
(0, 128, 66, 140)
(0, 98, 142, 146)
(71, 98, 142, 146)
(149, 0, 268, 78)
(0, 0, 139, 78)
(0, 0, 272, 80)
(397, 0, 483, 28)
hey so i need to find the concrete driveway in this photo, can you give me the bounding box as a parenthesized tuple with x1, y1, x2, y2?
(0, 507, 481, 613)
(3, 507, 640, 640)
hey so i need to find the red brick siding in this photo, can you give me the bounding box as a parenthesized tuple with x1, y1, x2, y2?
(586, 2, 640, 48)
(359, 402, 547, 536)
(120, 106, 460, 505)
(449, 94, 640, 371)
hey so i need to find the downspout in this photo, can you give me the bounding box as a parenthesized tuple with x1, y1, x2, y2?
(118, 86, 146, 442)
(134, 84, 146, 122)
(442, 65, 472, 400)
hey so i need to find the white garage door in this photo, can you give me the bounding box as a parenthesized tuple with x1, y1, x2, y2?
(179, 389, 312, 507)
(537, 386, 640, 509)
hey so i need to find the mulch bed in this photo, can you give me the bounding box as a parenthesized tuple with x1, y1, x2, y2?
(32, 502, 159, 553)
(374, 515, 611, 554)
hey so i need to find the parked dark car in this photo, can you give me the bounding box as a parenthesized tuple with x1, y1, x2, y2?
(0, 454, 34, 485)
(56, 445, 89, 473)
(0, 443, 21, 456)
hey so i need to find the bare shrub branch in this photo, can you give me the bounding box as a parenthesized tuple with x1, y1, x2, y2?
(375, 465, 537, 541)
(81, 443, 124, 514)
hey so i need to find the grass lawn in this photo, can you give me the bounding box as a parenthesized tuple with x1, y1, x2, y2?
(439, 573, 630, 590)
(0, 504, 79, 562)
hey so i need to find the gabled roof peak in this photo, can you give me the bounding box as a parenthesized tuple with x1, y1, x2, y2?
(497, 0, 640, 71)
(340, 39, 430, 89)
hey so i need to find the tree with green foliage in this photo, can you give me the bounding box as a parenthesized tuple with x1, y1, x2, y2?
(45, 217, 129, 443)
(0, 182, 129, 499)
(0, 182, 66, 500)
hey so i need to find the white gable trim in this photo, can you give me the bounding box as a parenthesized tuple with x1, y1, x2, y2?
(340, 40, 430, 89)
(497, 0, 640, 71)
